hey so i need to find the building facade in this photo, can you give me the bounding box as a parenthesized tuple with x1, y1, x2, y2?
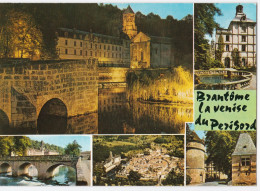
(56, 5, 173, 69)
(232, 133, 256, 185)
(215, 5, 256, 68)
(56, 28, 131, 67)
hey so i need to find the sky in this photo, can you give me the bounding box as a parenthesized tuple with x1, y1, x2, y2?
(111, 3, 193, 20)
(188, 122, 204, 140)
(205, 3, 256, 41)
(27, 135, 91, 151)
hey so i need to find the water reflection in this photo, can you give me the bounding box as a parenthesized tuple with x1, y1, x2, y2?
(0, 165, 76, 186)
(98, 87, 192, 134)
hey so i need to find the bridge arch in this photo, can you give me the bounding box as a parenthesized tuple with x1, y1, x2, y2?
(0, 162, 12, 174)
(0, 109, 10, 134)
(18, 162, 38, 177)
(45, 163, 76, 180)
(37, 98, 68, 134)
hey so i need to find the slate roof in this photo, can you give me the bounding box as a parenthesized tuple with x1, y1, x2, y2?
(232, 133, 256, 156)
(124, 5, 134, 14)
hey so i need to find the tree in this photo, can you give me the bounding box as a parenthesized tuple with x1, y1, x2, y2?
(0, 10, 43, 59)
(13, 136, 31, 156)
(205, 131, 256, 180)
(162, 168, 184, 185)
(64, 140, 82, 156)
(194, 4, 222, 69)
(127, 170, 141, 183)
(0, 136, 14, 156)
(231, 48, 241, 67)
(215, 34, 224, 62)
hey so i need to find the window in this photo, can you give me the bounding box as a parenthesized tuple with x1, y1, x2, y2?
(116, 46, 117, 51)
(90, 51, 92, 56)
(112, 53, 114, 58)
(91, 43, 93, 49)
(108, 45, 110, 50)
(100, 45, 101, 49)
(95, 44, 97, 49)
(74, 41, 76, 46)
(242, 36, 246, 42)
(95, 52, 97, 57)
(119, 47, 121, 51)
(104, 52, 106, 57)
(226, 35, 230, 42)
(108, 53, 110, 57)
(74, 49, 76, 55)
(85, 51, 88, 56)
(65, 40, 68, 45)
(242, 26, 246, 33)
(226, 45, 229, 51)
(80, 42, 82, 47)
(80, 50, 82, 56)
(242, 45, 246, 51)
(104, 45, 106, 50)
(241, 156, 250, 166)
(65, 49, 68, 54)
(141, 52, 144, 61)
(112, 46, 114, 51)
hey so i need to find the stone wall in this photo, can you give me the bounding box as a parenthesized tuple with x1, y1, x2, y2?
(232, 155, 256, 185)
(0, 59, 98, 133)
(186, 141, 205, 184)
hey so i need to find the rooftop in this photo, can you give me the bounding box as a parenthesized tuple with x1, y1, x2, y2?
(232, 133, 256, 156)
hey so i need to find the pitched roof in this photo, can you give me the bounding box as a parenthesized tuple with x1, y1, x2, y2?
(124, 5, 134, 14)
(232, 133, 256, 156)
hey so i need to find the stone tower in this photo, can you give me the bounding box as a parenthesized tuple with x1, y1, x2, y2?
(122, 5, 137, 39)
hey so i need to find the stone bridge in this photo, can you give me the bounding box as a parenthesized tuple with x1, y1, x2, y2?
(0, 155, 90, 185)
(0, 59, 98, 134)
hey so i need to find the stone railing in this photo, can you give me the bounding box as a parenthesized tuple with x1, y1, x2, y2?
(195, 70, 253, 90)
(0, 155, 79, 162)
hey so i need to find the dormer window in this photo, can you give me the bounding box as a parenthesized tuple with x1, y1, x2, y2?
(65, 32, 68, 38)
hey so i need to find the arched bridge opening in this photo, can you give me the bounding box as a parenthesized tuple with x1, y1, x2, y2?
(37, 98, 67, 134)
(18, 162, 38, 178)
(0, 162, 12, 175)
(0, 110, 9, 134)
(46, 164, 76, 185)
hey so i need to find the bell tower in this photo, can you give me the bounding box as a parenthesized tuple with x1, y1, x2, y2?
(122, 5, 137, 39)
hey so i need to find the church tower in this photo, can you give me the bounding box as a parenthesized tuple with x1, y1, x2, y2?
(122, 5, 137, 39)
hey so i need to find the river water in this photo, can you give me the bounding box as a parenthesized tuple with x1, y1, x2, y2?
(98, 87, 192, 134)
(0, 166, 76, 186)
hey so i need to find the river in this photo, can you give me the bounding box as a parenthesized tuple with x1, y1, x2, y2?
(0, 165, 76, 186)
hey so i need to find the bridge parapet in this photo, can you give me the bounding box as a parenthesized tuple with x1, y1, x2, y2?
(0, 155, 79, 162)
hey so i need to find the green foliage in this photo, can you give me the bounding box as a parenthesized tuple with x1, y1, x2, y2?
(13, 136, 31, 156)
(64, 140, 82, 156)
(194, 3, 222, 69)
(231, 48, 241, 67)
(205, 131, 256, 179)
(128, 170, 142, 182)
(126, 67, 193, 104)
(162, 168, 184, 185)
(215, 35, 224, 61)
(0, 137, 14, 156)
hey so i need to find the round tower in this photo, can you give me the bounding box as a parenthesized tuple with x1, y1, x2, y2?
(186, 139, 205, 184)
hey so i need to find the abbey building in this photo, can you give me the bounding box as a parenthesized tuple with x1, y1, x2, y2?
(56, 5, 174, 68)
